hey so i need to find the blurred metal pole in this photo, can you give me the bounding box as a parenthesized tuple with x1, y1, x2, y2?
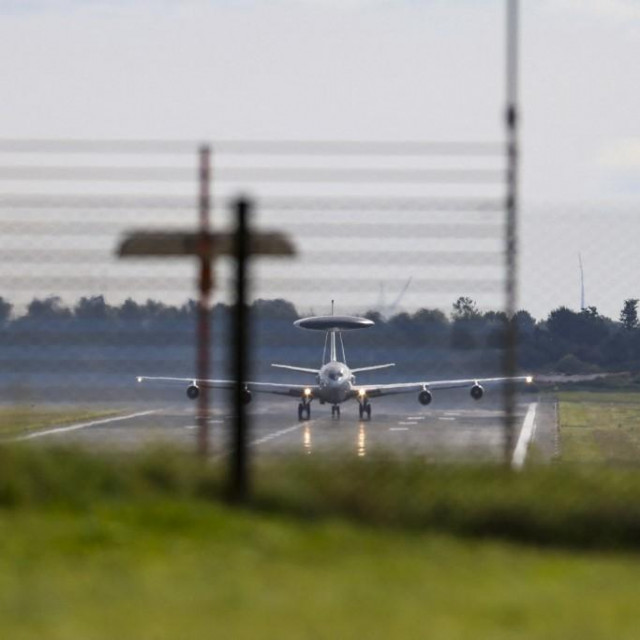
(197, 145, 212, 458)
(230, 197, 251, 501)
(503, 0, 519, 465)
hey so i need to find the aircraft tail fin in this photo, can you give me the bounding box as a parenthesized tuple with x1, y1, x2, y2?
(271, 364, 319, 375)
(350, 363, 395, 374)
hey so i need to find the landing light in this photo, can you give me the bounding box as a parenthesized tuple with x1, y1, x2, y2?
(358, 389, 367, 397)
(137, 376, 143, 383)
(304, 387, 312, 397)
(525, 376, 533, 384)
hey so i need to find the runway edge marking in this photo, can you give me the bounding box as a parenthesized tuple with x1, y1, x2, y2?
(511, 402, 538, 470)
(13, 409, 160, 441)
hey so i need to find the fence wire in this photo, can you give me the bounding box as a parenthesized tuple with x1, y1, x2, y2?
(1, 128, 638, 496)
(0, 138, 525, 466)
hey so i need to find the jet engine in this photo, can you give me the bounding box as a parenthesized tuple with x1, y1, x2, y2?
(418, 389, 432, 406)
(186, 384, 200, 400)
(470, 384, 484, 400)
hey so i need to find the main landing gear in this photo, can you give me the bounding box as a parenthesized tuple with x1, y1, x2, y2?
(331, 404, 341, 419)
(298, 402, 311, 421)
(358, 401, 372, 421)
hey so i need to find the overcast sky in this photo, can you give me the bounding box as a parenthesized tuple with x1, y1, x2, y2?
(1, 0, 638, 319)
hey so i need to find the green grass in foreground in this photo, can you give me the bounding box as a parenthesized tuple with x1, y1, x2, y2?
(1, 500, 639, 640)
(2, 446, 640, 550)
(558, 391, 640, 464)
(0, 407, 121, 438)
(1, 447, 639, 637)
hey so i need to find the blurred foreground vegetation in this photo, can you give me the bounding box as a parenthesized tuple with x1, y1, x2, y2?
(1, 446, 640, 551)
(2, 499, 639, 640)
(0, 446, 639, 638)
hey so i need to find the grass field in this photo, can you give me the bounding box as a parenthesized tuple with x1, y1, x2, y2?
(1, 499, 639, 639)
(0, 406, 121, 438)
(558, 391, 640, 464)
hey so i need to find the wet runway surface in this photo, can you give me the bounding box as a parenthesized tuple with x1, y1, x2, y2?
(27, 392, 545, 463)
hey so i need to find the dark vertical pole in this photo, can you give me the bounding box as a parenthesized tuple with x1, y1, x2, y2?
(504, 0, 519, 465)
(197, 145, 212, 458)
(230, 197, 251, 501)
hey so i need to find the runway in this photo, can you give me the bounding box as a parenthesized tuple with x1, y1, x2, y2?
(26, 392, 550, 464)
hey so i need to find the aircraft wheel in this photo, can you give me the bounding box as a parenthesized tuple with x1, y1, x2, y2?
(365, 403, 371, 420)
(305, 405, 311, 420)
(298, 403, 305, 421)
(358, 404, 364, 420)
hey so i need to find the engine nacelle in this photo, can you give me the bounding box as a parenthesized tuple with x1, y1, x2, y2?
(186, 384, 200, 400)
(470, 384, 484, 400)
(418, 389, 432, 406)
(241, 387, 252, 405)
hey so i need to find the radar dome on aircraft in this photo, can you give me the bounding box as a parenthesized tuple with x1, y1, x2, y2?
(294, 315, 374, 331)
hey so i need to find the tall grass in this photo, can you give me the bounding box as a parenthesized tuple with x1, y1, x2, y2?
(1, 445, 640, 551)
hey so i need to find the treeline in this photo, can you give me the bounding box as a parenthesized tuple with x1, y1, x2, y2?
(1, 294, 639, 374)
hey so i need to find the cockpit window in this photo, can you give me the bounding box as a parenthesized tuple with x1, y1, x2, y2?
(328, 369, 344, 381)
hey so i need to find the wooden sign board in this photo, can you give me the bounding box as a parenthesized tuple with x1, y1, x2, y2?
(117, 231, 296, 259)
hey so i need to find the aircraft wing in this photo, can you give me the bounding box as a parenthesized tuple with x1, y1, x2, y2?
(136, 376, 314, 398)
(353, 375, 533, 398)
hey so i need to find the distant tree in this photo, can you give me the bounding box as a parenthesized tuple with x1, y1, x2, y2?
(578, 306, 609, 343)
(513, 310, 536, 336)
(74, 295, 111, 322)
(483, 310, 508, 323)
(482, 311, 508, 349)
(413, 308, 448, 326)
(620, 299, 639, 331)
(118, 298, 146, 325)
(546, 306, 577, 341)
(410, 308, 449, 345)
(546, 305, 608, 345)
(252, 298, 298, 321)
(451, 323, 477, 349)
(26, 296, 71, 322)
(0, 296, 12, 326)
(451, 297, 480, 321)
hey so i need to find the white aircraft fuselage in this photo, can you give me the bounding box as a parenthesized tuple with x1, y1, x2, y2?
(316, 360, 355, 404)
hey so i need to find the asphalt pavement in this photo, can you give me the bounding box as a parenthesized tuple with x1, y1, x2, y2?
(24, 391, 552, 465)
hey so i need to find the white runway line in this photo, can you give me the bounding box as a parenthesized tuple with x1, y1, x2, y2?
(390, 427, 409, 431)
(211, 421, 307, 461)
(406, 416, 426, 421)
(511, 402, 538, 470)
(14, 410, 160, 441)
(438, 417, 456, 421)
(251, 423, 305, 446)
(398, 421, 417, 425)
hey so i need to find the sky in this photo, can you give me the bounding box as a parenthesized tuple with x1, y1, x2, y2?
(0, 0, 638, 319)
